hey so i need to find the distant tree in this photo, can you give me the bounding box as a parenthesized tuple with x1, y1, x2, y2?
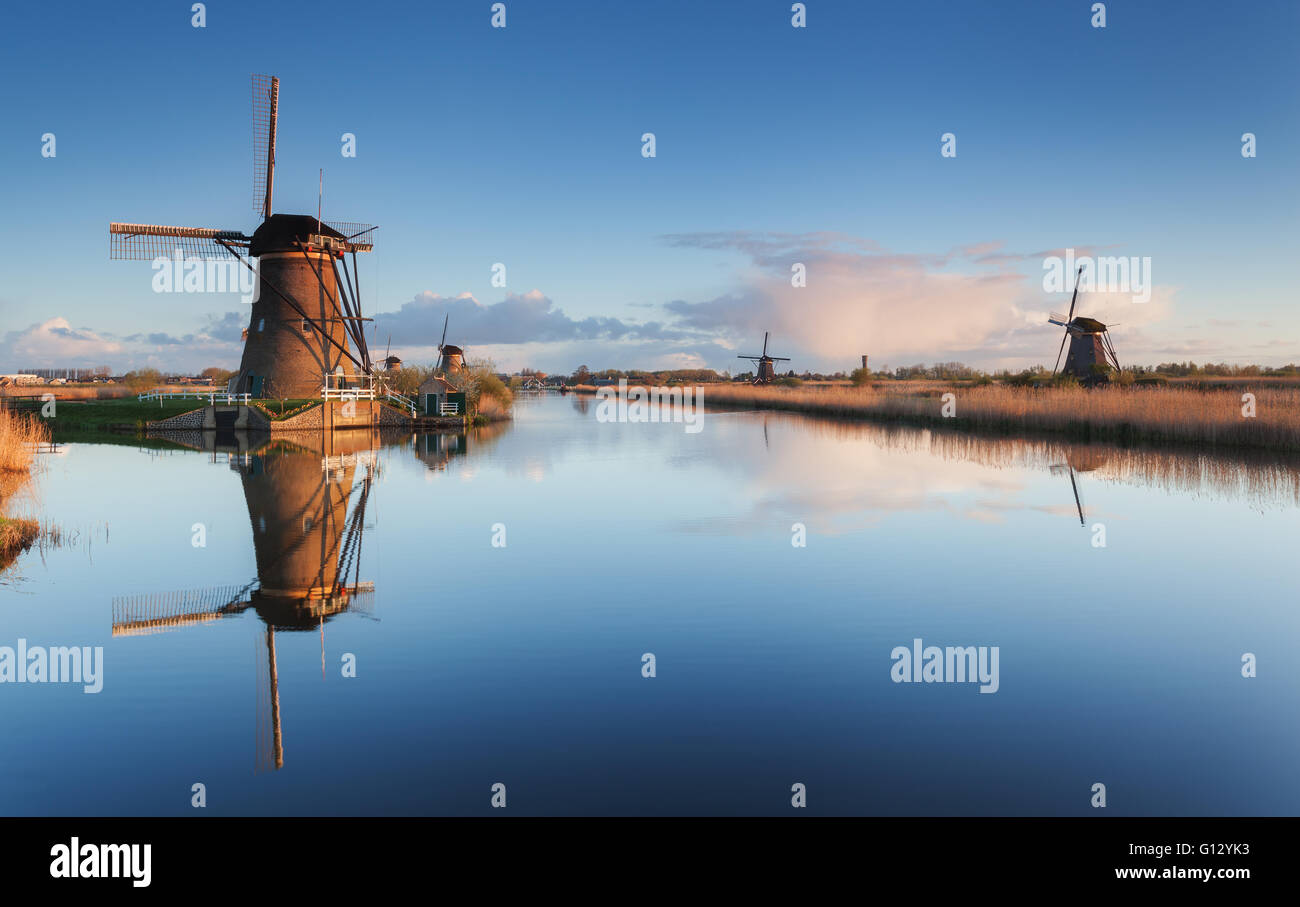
(122, 368, 163, 392)
(388, 364, 431, 397)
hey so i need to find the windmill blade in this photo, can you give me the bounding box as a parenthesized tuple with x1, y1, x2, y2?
(109, 223, 249, 260)
(1066, 265, 1083, 322)
(762, 332, 769, 357)
(1067, 467, 1085, 527)
(769, 357, 791, 362)
(111, 581, 257, 637)
(1052, 329, 1069, 376)
(440, 314, 449, 351)
(255, 626, 285, 772)
(252, 74, 279, 219)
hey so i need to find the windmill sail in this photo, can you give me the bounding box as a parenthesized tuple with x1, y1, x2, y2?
(109, 223, 249, 260)
(252, 74, 279, 219)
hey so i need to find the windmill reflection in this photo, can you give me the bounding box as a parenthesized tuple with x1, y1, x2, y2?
(111, 433, 378, 772)
(1049, 449, 1108, 527)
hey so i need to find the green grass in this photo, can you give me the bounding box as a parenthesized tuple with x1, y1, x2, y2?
(31, 398, 206, 431)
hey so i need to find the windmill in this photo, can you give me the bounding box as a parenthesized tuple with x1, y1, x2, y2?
(108, 74, 378, 398)
(737, 332, 790, 385)
(381, 335, 401, 372)
(110, 442, 376, 771)
(436, 314, 465, 374)
(1048, 266, 1121, 384)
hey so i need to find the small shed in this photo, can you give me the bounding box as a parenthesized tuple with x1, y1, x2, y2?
(418, 374, 467, 416)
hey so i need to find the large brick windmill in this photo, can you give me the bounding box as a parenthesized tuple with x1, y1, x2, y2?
(109, 74, 377, 398)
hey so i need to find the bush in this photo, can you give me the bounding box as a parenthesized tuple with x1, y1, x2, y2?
(849, 367, 871, 387)
(122, 369, 163, 392)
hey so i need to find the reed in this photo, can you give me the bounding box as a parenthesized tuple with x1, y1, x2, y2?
(0, 406, 51, 474)
(0, 408, 50, 573)
(698, 383, 1300, 451)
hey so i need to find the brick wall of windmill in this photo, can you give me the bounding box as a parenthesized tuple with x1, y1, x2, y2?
(236, 252, 358, 399)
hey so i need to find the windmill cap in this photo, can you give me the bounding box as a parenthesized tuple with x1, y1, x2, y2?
(250, 213, 346, 256)
(1070, 316, 1109, 332)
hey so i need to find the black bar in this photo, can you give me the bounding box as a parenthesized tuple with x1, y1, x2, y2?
(0, 817, 1285, 893)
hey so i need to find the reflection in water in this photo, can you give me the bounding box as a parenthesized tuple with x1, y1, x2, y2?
(412, 421, 509, 473)
(51, 399, 1295, 814)
(743, 411, 1300, 510)
(111, 431, 382, 771)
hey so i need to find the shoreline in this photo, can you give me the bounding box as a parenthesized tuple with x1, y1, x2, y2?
(569, 381, 1300, 453)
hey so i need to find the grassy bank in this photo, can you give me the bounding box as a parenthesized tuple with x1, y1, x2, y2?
(3, 397, 205, 434)
(695, 383, 1300, 451)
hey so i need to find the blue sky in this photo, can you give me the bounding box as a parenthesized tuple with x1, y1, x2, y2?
(1, 0, 1296, 374)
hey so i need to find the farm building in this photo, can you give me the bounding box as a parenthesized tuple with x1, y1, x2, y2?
(417, 374, 467, 416)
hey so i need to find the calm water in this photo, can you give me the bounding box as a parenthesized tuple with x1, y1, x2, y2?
(3, 394, 1299, 816)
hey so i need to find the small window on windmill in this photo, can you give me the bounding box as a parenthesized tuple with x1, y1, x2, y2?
(257, 318, 265, 333)
(303, 516, 313, 532)
(301, 319, 314, 335)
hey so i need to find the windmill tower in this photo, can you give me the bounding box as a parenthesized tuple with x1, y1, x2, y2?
(108, 74, 377, 399)
(436, 314, 465, 374)
(737, 332, 790, 385)
(110, 442, 376, 771)
(1048, 266, 1121, 384)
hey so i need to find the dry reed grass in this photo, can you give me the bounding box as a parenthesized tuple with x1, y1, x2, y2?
(0, 408, 50, 572)
(0, 385, 136, 402)
(697, 383, 1300, 451)
(0, 406, 51, 474)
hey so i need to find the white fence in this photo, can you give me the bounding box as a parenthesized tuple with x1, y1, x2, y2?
(139, 389, 251, 404)
(136, 382, 417, 417)
(321, 384, 416, 416)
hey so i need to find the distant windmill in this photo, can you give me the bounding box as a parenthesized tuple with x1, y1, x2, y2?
(1048, 266, 1121, 384)
(436, 314, 465, 373)
(382, 335, 401, 372)
(108, 74, 377, 398)
(737, 332, 790, 385)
